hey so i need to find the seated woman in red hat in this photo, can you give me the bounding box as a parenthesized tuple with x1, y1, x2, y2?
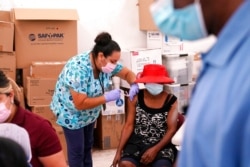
(112, 64, 178, 167)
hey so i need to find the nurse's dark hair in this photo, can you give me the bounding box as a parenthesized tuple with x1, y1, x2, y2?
(92, 32, 121, 58)
(0, 70, 20, 106)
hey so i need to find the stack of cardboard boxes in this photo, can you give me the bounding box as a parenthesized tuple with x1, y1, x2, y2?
(0, 11, 26, 110)
(26, 61, 66, 135)
(13, 8, 78, 69)
(95, 114, 126, 149)
(0, 11, 15, 81)
(25, 62, 66, 107)
(2, 8, 79, 160)
(24, 62, 67, 159)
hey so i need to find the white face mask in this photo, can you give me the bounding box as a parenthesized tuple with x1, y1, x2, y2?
(0, 100, 11, 123)
(145, 83, 164, 96)
(101, 62, 117, 73)
(150, 0, 207, 40)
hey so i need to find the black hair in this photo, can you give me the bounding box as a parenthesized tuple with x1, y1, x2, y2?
(92, 32, 121, 58)
(0, 70, 9, 88)
(0, 70, 20, 106)
(0, 137, 29, 167)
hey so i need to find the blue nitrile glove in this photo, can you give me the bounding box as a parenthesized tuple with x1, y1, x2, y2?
(129, 83, 139, 101)
(104, 89, 121, 102)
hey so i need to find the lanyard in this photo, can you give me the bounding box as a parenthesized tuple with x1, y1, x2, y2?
(98, 75, 106, 110)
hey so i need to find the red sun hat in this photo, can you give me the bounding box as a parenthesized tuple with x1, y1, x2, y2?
(135, 64, 174, 84)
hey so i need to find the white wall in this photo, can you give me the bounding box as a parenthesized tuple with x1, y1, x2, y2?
(0, 0, 147, 53)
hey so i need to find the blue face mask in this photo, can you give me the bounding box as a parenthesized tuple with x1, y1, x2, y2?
(145, 83, 164, 96)
(150, 0, 207, 40)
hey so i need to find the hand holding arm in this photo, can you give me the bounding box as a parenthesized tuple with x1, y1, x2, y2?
(128, 83, 139, 101)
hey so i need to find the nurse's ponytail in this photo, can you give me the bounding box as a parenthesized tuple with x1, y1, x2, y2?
(92, 32, 121, 58)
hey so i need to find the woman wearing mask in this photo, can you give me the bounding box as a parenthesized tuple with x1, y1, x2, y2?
(50, 32, 138, 167)
(112, 64, 178, 167)
(0, 70, 67, 167)
(151, 0, 250, 166)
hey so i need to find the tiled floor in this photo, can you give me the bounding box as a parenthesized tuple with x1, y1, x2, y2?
(92, 148, 116, 167)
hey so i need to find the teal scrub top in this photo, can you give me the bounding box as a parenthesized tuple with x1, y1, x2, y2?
(50, 52, 122, 129)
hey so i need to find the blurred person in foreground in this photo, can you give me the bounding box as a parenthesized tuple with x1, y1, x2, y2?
(0, 70, 67, 167)
(50, 32, 138, 167)
(0, 123, 32, 166)
(112, 64, 178, 167)
(150, 0, 250, 166)
(0, 137, 29, 167)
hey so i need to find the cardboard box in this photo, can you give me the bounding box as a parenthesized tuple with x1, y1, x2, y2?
(146, 31, 162, 49)
(0, 11, 11, 22)
(22, 67, 30, 96)
(95, 114, 125, 149)
(31, 107, 67, 161)
(147, 31, 183, 54)
(53, 126, 68, 163)
(12, 8, 79, 68)
(162, 53, 193, 85)
(26, 77, 57, 106)
(138, 0, 158, 31)
(0, 11, 14, 52)
(30, 61, 66, 78)
(32, 106, 58, 126)
(0, 52, 16, 80)
(164, 82, 195, 114)
(120, 48, 162, 89)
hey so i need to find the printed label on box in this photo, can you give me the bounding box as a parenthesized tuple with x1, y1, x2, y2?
(102, 90, 125, 115)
